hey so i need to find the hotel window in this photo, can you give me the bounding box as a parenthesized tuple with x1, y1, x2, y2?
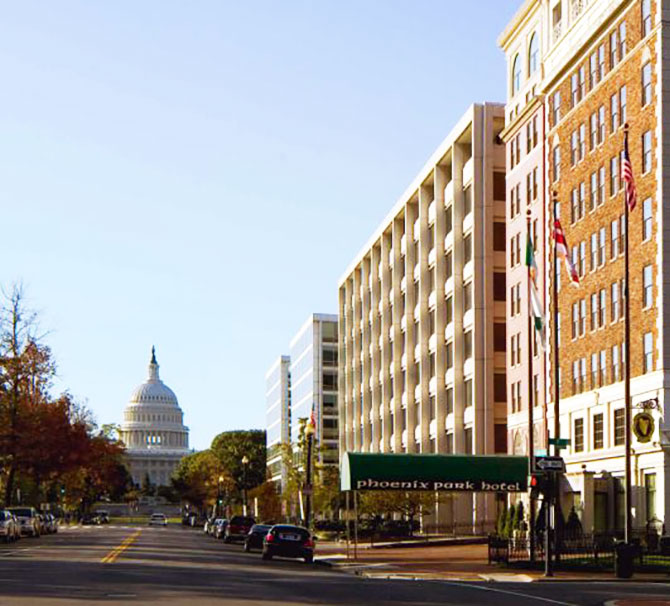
(611, 219, 619, 258)
(445, 341, 453, 369)
(590, 233, 597, 271)
(429, 309, 436, 335)
(646, 473, 657, 521)
(445, 295, 453, 325)
(574, 418, 584, 452)
(445, 430, 454, 453)
(597, 44, 605, 81)
(591, 353, 599, 388)
(611, 282, 619, 322)
(549, 92, 560, 128)
(619, 21, 627, 57)
(590, 293, 598, 330)
(642, 198, 652, 241)
(446, 387, 454, 414)
(589, 112, 598, 150)
(642, 62, 652, 107)
(643, 332, 654, 373)
(463, 330, 472, 360)
(598, 105, 605, 143)
(579, 299, 586, 335)
(589, 52, 597, 89)
(464, 427, 473, 454)
(579, 241, 586, 277)
(572, 302, 579, 338)
(599, 350, 607, 385)
(620, 215, 626, 253)
(643, 265, 653, 308)
(620, 85, 627, 123)
(611, 92, 619, 132)
(512, 54, 521, 95)
(552, 146, 561, 181)
(642, 131, 652, 174)
(612, 344, 620, 381)
(445, 205, 453, 235)
(579, 123, 586, 160)
(463, 233, 472, 264)
(599, 289, 606, 327)
(642, 0, 651, 37)
(445, 251, 453, 280)
(464, 379, 473, 409)
(610, 29, 619, 67)
(571, 131, 578, 166)
(614, 408, 625, 446)
(429, 353, 436, 378)
(533, 373, 539, 406)
(590, 171, 597, 209)
(493, 222, 506, 252)
(463, 185, 473, 216)
(463, 282, 473, 312)
(494, 373, 506, 402)
(610, 156, 619, 196)
(494, 323, 506, 352)
(593, 413, 604, 449)
(598, 166, 606, 204)
(598, 227, 606, 266)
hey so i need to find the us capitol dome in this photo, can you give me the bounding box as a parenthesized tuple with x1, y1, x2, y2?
(119, 347, 190, 487)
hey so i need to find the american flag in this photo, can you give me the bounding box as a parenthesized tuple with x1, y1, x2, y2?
(622, 128, 637, 211)
(309, 404, 317, 429)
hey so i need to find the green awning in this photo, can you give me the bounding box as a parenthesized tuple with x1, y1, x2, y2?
(341, 452, 528, 492)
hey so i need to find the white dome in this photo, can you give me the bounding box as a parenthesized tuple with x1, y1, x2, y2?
(128, 348, 179, 408)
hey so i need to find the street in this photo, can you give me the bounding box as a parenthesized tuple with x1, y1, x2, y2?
(0, 525, 667, 606)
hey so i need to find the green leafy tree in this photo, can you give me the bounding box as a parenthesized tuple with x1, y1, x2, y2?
(210, 430, 266, 498)
(505, 504, 516, 537)
(496, 505, 508, 537)
(248, 481, 282, 523)
(171, 450, 234, 513)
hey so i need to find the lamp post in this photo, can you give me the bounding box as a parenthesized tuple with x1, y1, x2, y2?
(217, 475, 224, 518)
(304, 419, 315, 530)
(241, 456, 249, 516)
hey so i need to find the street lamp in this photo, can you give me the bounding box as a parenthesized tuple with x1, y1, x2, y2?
(241, 456, 250, 516)
(304, 418, 316, 530)
(217, 475, 224, 517)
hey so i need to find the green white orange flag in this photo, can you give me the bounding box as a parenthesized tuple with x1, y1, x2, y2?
(525, 233, 546, 338)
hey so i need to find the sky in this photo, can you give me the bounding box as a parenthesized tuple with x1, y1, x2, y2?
(0, 0, 521, 450)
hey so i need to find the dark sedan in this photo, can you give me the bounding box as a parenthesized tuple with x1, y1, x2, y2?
(262, 524, 314, 563)
(244, 524, 272, 552)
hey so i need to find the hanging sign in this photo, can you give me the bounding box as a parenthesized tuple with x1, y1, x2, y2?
(633, 412, 655, 443)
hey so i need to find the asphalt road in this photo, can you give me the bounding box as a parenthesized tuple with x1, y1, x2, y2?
(0, 524, 667, 606)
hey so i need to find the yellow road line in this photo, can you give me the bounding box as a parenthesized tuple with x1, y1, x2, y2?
(101, 529, 142, 564)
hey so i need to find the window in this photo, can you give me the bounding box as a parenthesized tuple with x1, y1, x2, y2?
(599, 289, 606, 327)
(494, 323, 506, 352)
(590, 233, 597, 271)
(589, 52, 598, 89)
(572, 360, 580, 394)
(445, 341, 453, 369)
(610, 29, 619, 67)
(612, 344, 620, 381)
(571, 130, 578, 166)
(529, 33, 539, 75)
(642, 131, 652, 174)
(598, 105, 605, 143)
(643, 265, 653, 307)
(620, 85, 627, 124)
(446, 387, 454, 414)
(464, 330, 473, 360)
(445, 251, 453, 279)
(574, 418, 584, 452)
(590, 292, 598, 330)
(599, 349, 607, 385)
(552, 90, 561, 125)
(643, 332, 653, 373)
(614, 408, 625, 446)
(642, 0, 651, 38)
(611, 219, 619, 258)
(579, 298, 586, 335)
(597, 44, 605, 81)
(463, 185, 473, 216)
(461, 234, 472, 266)
(463, 281, 473, 312)
(579, 123, 586, 160)
(590, 171, 598, 210)
(579, 241, 586, 277)
(572, 302, 579, 338)
(445, 205, 453, 235)
(589, 112, 597, 150)
(552, 146, 561, 182)
(464, 379, 473, 409)
(512, 54, 522, 95)
(593, 413, 604, 449)
(599, 227, 606, 266)
(598, 166, 606, 204)
(642, 198, 652, 241)
(645, 473, 656, 521)
(494, 373, 506, 402)
(642, 62, 652, 106)
(610, 155, 619, 196)
(611, 282, 619, 322)
(619, 21, 627, 57)
(464, 426, 473, 454)
(611, 92, 619, 132)
(591, 352, 599, 388)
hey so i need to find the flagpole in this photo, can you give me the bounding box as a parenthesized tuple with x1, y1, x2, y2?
(526, 208, 536, 563)
(623, 124, 632, 545)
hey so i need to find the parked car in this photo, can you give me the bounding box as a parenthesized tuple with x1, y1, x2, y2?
(42, 513, 58, 534)
(10, 514, 21, 541)
(213, 518, 228, 539)
(205, 517, 219, 536)
(0, 510, 19, 542)
(8, 507, 40, 538)
(96, 510, 110, 524)
(81, 513, 101, 525)
(262, 524, 314, 563)
(244, 524, 272, 552)
(149, 513, 168, 527)
(224, 515, 255, 543)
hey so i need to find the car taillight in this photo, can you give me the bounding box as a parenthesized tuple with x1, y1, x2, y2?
(266, 533, 274, 542)
(304, 538, 314, 548)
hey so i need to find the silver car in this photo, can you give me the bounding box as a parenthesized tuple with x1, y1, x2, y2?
(0, 510, 19, 542)
(8, 507, 40, 538)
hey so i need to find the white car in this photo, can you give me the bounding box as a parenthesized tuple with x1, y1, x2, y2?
(149, 513, 167, 527)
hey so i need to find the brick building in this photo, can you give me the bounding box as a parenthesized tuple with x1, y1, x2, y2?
(500, 0, 667, 534)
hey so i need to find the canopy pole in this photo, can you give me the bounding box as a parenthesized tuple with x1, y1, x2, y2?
(353, 490, 359, 561)
(345, 491, 350, 561)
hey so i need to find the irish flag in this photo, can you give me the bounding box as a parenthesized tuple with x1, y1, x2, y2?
(525, 234, 545, 336)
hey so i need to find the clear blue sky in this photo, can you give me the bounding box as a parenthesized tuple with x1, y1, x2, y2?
(1, 0, 520, 450)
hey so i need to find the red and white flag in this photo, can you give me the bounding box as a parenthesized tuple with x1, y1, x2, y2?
(553, 219, 580, 286)
(622, 129, 637, 212)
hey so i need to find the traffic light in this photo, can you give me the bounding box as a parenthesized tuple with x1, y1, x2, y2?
(60, 486, 66, 497)
(529, 473, 554, 500)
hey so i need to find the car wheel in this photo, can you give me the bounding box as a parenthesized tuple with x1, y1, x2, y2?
(261, 552, 272, 561)
(304, 555, 313, 564)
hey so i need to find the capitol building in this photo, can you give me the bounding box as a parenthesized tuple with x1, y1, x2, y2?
(119, 348, 190, 487)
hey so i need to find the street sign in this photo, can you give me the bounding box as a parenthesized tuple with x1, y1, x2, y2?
(534, 456, 565, 472)
(548, 438, 570, 447)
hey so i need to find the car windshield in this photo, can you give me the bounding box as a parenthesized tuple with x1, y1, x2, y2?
(273, 525, 309, 538)
(251, 525, 271, 533)
(8, 508, 32, 517)
(151, 514, 165, 519)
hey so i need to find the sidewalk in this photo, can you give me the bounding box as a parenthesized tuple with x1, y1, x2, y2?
(315, 541, 670, 583)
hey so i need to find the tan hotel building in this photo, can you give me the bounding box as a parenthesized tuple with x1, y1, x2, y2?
(500, 0, 668, 533)
(338, 103, 508, 533)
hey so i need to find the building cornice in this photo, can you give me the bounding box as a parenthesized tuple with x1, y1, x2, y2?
(497, 0, 538, 50)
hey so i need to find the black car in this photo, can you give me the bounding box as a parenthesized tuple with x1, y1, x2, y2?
(244, 524, 272, 552)
(262, 524, 314, 563)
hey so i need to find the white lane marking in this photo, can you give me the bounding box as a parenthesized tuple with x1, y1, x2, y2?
(441, 581, 579, 606)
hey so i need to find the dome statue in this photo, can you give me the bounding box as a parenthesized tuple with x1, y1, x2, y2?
(119, 348, 190, 487)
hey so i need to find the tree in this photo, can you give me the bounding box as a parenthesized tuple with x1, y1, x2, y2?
(248, 481, 282, 523)
(210, 430, 266, 498)
(359, 491, 437, 535)
(313, 465, 341, 519)
(171, 450, 234, 513)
